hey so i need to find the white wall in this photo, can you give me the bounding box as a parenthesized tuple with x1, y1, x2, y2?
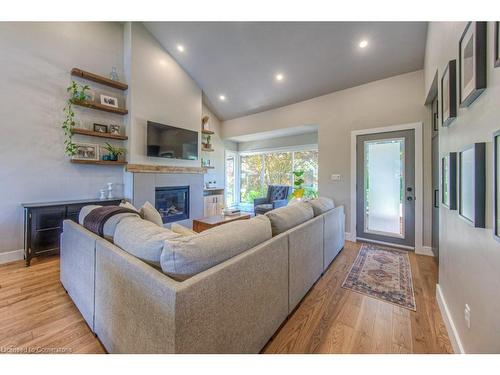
(236, 132, 318, 152)
(425, 22, 500, 353)
(0, 22, 125, 255)
(222, 70, 429, 245)
(125, 22, 202, 167)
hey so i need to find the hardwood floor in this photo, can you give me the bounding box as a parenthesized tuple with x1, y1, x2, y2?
(0, 241, 452, 354)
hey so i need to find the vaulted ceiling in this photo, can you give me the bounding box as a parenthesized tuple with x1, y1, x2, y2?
(145, 22, 427, 121)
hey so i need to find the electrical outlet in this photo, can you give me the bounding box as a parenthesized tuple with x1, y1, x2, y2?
(464, 304, 471, 329)
(331, 174, 341, 181)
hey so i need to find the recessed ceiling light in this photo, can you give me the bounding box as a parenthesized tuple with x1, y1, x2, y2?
(219, 95, 226, 101)
(276, 73, 284, 81)
(359, 40, 368, 48)
(177, 44, 185, 52)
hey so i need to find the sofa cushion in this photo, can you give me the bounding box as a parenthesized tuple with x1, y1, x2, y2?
(78, 205, 138, 241)
(140, 201, 163, 227)
(120, 201, 139, 212)
(309, 197, 335, 216)
(161, 215, 272, 281)
(265, 202, 314, 236)
(114, 216, 181, 268)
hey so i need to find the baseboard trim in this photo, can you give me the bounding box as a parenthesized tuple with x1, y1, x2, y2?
(0, 249, 24, 265)
(436, 284, 465, 354)
(345, 232, 355, 242)
(416, 246, 434, 256)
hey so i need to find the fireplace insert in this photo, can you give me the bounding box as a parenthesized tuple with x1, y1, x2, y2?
(155, 186, 190, 224)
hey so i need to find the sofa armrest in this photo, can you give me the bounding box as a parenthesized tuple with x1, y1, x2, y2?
(272, 199, 288, 209)
(253, 197, 268, 207)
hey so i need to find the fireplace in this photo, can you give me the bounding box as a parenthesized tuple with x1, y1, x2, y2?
(155, 186, 190, 224)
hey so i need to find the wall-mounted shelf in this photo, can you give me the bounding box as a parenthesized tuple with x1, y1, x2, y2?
(71, 128, 128, 140)
(71, 68, 128, 91)
(202, 129, 215, 135)
(71, 100, 128, 115)
(202, 147, 214, 152)
(71, 159, 127, 166)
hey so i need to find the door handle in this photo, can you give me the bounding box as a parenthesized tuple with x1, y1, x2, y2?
(434, 189, 439, 208)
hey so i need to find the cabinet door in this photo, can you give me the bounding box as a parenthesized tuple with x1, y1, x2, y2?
(31, 206, 65, 255)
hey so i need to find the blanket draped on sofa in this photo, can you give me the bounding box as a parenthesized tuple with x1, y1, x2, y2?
(83, 206, 139, 236)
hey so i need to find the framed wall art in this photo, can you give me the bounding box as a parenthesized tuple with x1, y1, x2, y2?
(441, 60, 457, 127)
(458, 142, 485, 227)
(493, 130, 500, 240)
(459, 22, 487, 108)
(495, 22, 500, 68)
(442, 152, 457, 210)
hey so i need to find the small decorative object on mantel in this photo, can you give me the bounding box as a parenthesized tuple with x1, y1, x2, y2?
(495, 22, 500, 68)
(109, 66, 119, 81)
(102, 142, 126, 162)
(459, 21, 487, 108)
(71, 142, 99, 161)
(107, 182, 114, 199)
(201, 115, 210, 131)
(93, 123, 108, 133)
(100, 94, 119, 108)
(441, 60, 457, 127)
(202, 134, 212, 149)
(109, 124, 120, 135)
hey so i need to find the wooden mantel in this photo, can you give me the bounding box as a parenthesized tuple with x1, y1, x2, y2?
(126, 164, 207, 174)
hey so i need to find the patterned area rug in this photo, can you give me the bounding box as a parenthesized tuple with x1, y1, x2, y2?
(342, 243, 416, 311)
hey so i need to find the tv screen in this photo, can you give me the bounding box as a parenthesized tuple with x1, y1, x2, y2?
(146, 121, 198, 160)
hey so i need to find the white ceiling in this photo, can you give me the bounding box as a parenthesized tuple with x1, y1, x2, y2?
(145, 22, 427, 121)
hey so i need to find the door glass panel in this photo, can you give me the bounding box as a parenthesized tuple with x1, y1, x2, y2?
(364, 138, 405, 238)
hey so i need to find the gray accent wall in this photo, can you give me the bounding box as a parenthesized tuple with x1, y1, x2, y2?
(424, 22, 500, 353)
(0, 22, 125, 254)
(222, 70, 430, 246)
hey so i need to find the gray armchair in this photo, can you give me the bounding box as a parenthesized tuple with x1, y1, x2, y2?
(253, 185, 292, 215)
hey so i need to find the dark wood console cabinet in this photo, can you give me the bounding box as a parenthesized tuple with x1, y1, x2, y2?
(22, 198, 123, 266)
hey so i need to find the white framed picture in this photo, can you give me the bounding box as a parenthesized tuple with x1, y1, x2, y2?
(100, 94, 118, 108)
(72, 143, 99, 161)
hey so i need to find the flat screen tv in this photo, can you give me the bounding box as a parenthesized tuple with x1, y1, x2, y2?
(146, 121, 198, 160)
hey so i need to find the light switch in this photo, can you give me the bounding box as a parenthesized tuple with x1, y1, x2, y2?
(331, 174, 341, 181)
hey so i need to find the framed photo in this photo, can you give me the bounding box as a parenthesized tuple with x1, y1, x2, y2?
(93, 123, 108, 133)
(100, 94, 118, 108)
(494, 130, 500, 240)
(458, 143, 485, 227)
(441, 60, 457, 127)
(71, 143, 99, 161)
(109, 124, 121, 135)
(459, 22, 487, 108)
(495, 22, 500, 68)
(441, 152, 457, 210)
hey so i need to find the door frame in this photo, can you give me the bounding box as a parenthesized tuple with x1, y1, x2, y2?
(350, 122, 423, 253)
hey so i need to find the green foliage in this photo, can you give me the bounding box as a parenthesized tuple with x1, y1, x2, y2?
(104, 142, 126, 158)
(62, 81, 90, 156)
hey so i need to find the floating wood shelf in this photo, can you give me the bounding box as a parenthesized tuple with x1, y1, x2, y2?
(71, 128, 128, 140)
(201, 147, 214, 152)
(201, 129, 215, 135)
(71, 159, 127, 166)
(71, 68, 128, 90)
(71, 100, 128, 115)
(126, 164, 207, 174)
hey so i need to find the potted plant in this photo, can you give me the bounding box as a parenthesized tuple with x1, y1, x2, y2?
(62, 81, 90, 156)
(103, 142, 126, 162)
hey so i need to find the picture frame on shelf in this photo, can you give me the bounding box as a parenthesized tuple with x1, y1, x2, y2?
(93, 123, 108, 133)
(458, 143, 485, 227)
(71, 143, 99, 161)
(458, 22, 487, 108)
(495, 22, 500, 68)
(493, 130, 500, 240)
(109, 124, 121, 135)
(441, 152, 457, 210)
(441, 60, 457, 127)
(100, 94, 118, 108)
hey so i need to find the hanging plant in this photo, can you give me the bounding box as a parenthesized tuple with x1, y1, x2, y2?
(62, 81, 89, 156)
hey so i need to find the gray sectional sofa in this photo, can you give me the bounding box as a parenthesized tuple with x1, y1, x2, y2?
(60, 198, 345, 353)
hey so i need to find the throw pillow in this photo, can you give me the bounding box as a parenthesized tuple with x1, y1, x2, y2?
(120, 201, 138, 212)
(140, 201, 164, 227)
(308, 197, 335, 216)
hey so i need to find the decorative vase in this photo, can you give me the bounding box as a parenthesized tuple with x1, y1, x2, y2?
(109, 154, 118, 162)
(109, 67, 119, 81)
